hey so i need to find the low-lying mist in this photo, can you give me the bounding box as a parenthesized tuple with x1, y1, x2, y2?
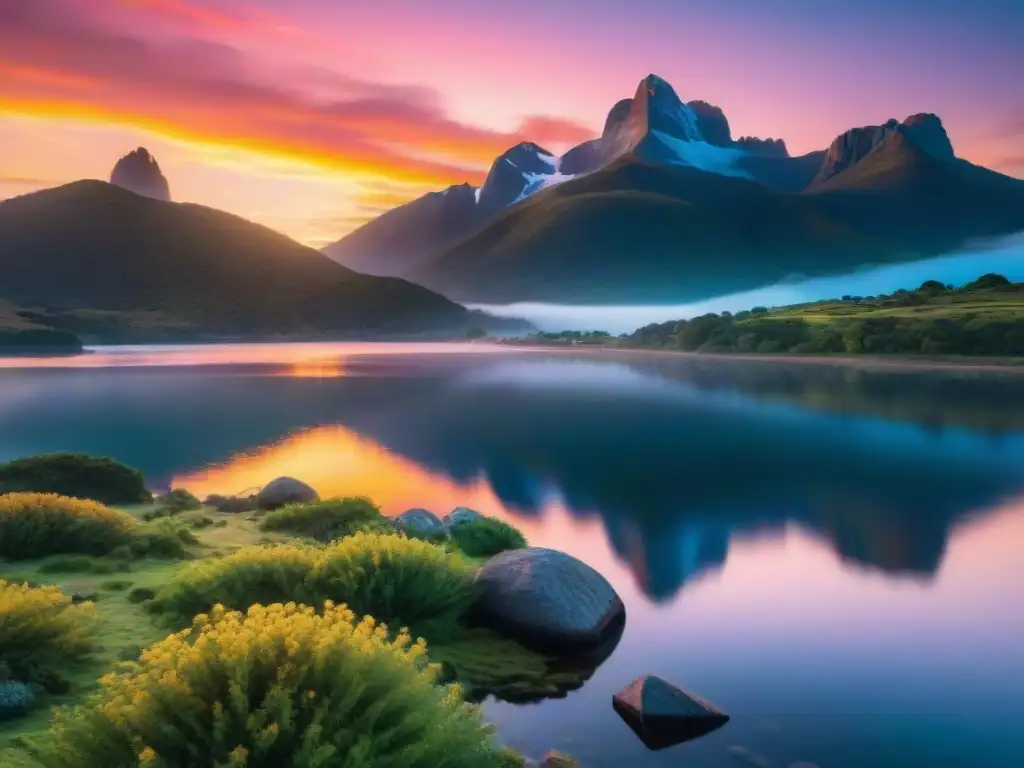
(470, 232, 1024, 334)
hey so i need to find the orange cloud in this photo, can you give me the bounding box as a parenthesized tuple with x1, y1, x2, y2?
(0, 1, 597, 191)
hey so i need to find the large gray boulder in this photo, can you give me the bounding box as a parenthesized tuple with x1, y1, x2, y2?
(394, 508, 445, 539)
(472, 547, 625, 653)
(612, 675, 729, 750)
(255, 477, 318, 510)
(444, 506, 484, 530)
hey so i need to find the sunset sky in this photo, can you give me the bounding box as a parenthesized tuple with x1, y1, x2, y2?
(1, 0, 1021, 247)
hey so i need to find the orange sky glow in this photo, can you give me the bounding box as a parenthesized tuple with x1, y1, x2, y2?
(1, 0, 1021, 247)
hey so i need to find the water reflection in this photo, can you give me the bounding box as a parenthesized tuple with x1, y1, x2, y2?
(151, 355, 1024, 601)
(1, 346, 1022, 766)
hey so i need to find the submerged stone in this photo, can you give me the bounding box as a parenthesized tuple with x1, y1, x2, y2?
(255, 477, 318, 510)
(612, 675, 729, 750)
(472, 547, 625, 654)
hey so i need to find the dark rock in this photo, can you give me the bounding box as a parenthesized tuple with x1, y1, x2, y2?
(736, 136, 789, 157)
(688, 100, 733, 146)
(255, 477, 318, 510)
(394, 508, 445, 538)
(127, 587, 156, 604)
(472, 547, 625, 654)
(70, 592, 99, 604)
(109, 147, 171, 201)
(612, 675, 729, 750)
(560, 138, 603, 175)
(901, 112, 955, 160)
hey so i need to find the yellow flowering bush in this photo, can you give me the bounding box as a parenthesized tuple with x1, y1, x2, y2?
(0, 493, 137, 559)
(35, 603, 512, 767)
(0, 493, 188, 560)
(259, 496, 390, 541)
(0, 579, 95, 685)
(154, 532, 477, 642)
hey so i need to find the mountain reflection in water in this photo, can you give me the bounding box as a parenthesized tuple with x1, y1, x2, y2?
(2, 346, 1023, 766)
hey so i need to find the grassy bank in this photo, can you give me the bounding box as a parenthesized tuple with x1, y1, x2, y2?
(0, 486, 579, 766)
(626, 274, 1024, 356)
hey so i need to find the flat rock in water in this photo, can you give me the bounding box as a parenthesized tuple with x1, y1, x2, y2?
(255, 477, 318, 510)
(613, 675, 729, 750)
(472, 547, 625, 654)
(394, 508, 445, 537)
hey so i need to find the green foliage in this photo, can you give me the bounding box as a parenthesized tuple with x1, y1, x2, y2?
(31, 603, 511, 768)
(964, 273, 1011, 290)
(154, 489, 202, 514)
(0, 494, 138, 560)
(0, 493, 191, 562)
(0, 580, 95, 687)
(465, 326, 488, 339)
(154, 532, 478, 642)
(0, 329, 82, 353)
(37, 556, 131, 575)
(0, 681, 36, 722)
(99, 581, 133, 593)
(626, 273, 1024, 357)
(259, 497, 386, 542)
(126, 588, 156, 605)
(0, 454, 150, 505)
(449, 517, 527, 558)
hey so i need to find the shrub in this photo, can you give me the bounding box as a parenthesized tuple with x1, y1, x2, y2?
(100, 580, 133, 592)
(38, 555, 129, 575)
(0, 453, 150, 505)
(0, 493, 138, 560)
(449, 517, 527, 558)
(154, 488, 202, 513)
(189, 515, 215, 529)
(155, 532, 477, 642)
(259, 497, 386, 541)
(34, 603, 509, 768)
(0, 680, 36, 721)
(0, 580, 95, 685)
(126, 587, 157, 604)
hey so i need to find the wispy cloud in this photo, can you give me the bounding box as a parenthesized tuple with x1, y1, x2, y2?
(0, 1, 596, 190)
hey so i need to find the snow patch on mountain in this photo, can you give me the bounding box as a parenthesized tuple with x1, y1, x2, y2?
(649, 130, 753, 179)
(513, 153, 577, 203)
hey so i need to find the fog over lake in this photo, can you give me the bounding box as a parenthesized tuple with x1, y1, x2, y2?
(470, 232, 1024, 334)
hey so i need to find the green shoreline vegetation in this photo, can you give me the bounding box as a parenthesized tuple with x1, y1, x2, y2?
(0, 454, 578, 767)
(508, 273, 1024, 359)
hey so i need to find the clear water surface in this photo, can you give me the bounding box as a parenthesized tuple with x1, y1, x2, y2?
(1, 343, 1022, 768)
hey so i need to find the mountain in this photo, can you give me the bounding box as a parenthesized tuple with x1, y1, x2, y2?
(331, 76, 1024, 304)
(323, 142, 572, 278)
(0, 180, 522, 342)
(324, 73, 1024, 305)
(110, 147, 171, 201)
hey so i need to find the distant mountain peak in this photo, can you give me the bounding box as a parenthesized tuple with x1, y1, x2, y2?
(901, 113, 954, 161)
(477, 142, 560, 212)
(813, 113, 955, 185)
(109, 147, 171, 201)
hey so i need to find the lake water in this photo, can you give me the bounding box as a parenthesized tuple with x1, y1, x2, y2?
(1, 343, 1023, 768)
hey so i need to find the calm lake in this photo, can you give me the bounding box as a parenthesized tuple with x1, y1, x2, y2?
(1, 343, 1022, 768)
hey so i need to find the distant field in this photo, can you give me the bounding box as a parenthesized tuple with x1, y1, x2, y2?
(613, 275, 1024, 357)
(768, 294, 1024, 323)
